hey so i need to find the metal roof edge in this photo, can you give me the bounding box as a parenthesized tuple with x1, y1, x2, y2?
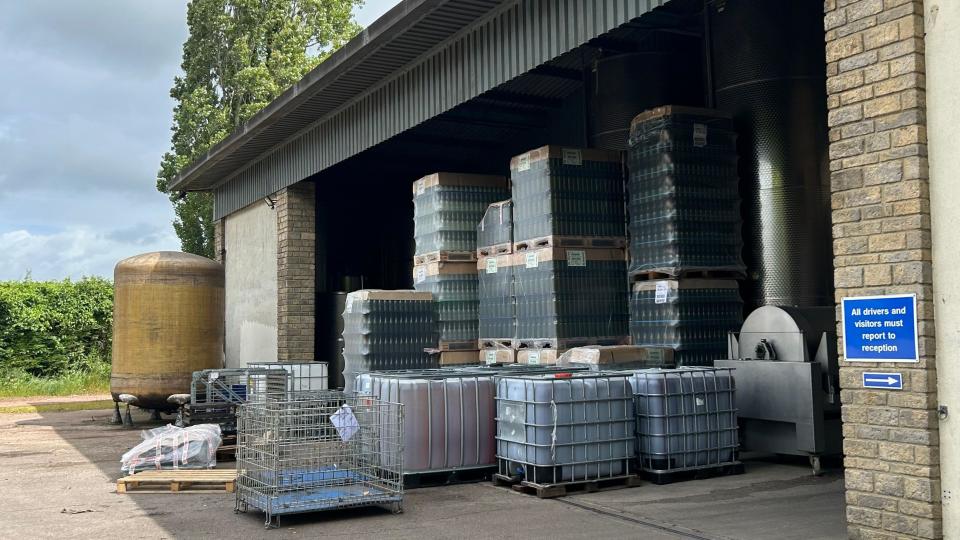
(168, 0, 443, 192)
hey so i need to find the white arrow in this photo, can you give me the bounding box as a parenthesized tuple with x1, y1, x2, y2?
(865, 376, 898, 386)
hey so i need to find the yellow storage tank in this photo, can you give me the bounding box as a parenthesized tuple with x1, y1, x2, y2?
(111, 251, 224, 411)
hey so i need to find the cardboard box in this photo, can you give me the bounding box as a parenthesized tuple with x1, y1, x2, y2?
(557, 345, 675, 369)
(516, 348, 560, 366)
(412, 172, 508, 195)
(480, 348, 516, 365)
(509, 145, 622, 171)
(439, 350, 481, 366)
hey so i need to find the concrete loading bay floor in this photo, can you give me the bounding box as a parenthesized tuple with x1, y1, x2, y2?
(2, 408, 845, 539)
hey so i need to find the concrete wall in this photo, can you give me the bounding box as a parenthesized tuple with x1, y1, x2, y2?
(825, 1, 941, 537)
(223, 200, 278, 367)
(925, 0, 960, 535)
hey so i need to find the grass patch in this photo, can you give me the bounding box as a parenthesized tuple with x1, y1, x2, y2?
(0, 361, 110, 398)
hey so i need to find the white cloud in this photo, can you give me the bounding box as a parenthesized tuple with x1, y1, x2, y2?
(0, 225, 179, 281)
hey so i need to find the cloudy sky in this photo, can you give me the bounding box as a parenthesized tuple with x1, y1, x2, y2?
(0, 0, 399, 281)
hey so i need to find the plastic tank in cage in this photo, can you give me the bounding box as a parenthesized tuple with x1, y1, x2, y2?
(413, 173, 509, 256)
(496, 372, 636, 484)
(413, 261, 478, 344)
(628, 368, 739, 475)
(247, 362, 329, 398)
(510, 146, 626, 244)
(513, 247, 628, 343)
(477, 200, 514, 255)
(626, 106, 745, 277)
(341, 290, 438, 392)
(629, 279, 743, 367)
(354, 371, 496, 474)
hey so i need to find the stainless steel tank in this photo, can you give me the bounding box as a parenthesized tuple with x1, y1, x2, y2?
(588, 51, 702, 151)
(111, 251, 224, 411)
(710, 0, 833, 308)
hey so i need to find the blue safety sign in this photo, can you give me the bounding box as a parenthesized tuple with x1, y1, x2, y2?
(862, 372, 903, 390)
(841, 294, 918, 363)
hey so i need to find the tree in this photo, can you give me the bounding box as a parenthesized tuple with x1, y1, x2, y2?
(158, 0, 363, 258)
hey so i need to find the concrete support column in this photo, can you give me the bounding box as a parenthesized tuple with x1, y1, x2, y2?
(926, 0, 960, 536)
(276, 181, 316, 363)
(825, 1, 941, 537)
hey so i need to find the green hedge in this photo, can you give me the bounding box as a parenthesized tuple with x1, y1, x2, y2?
(0, 278, 113, 377)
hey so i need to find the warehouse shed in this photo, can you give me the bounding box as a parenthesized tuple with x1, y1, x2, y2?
(170, 0, 958, 537)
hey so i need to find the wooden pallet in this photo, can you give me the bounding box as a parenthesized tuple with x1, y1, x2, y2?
(116, 469, 237, 494)
(493, 473, 641, 499)
(437, 339, 480, 352)
(414, 251, 477, 265)
(478, 338, 517, 349)
(629, 268, 745, 282)
(515, 336, 629, 350)
(514, 235, 627, 252)
(642, 462, 744, 485)
(477, 242, 513, 257)
(405, 466, 496, 489)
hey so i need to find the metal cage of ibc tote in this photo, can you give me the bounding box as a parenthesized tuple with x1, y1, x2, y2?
(235, 391, 403, 528)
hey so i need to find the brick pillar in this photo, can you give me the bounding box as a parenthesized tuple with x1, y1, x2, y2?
(825, 1, 940, 538)
(213, 219, 225, 264)
(276, 181, 316, 363)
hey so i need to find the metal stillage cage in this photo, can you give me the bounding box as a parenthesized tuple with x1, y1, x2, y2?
(235, 392, 403, 528)
(628, 367, 739, 474)
(187, 368, 289, 433)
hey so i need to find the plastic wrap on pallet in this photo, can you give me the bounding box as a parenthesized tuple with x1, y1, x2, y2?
(413, 173, 509, 256)
(413, 262, 478, 343)
(342, 290, 438, 392)
(513, 247, 628, 342)
(477, 200, 513, 253)
(629, 279, 743, 367)
(477, 253, 519, 343)
(627, 106, 745, 276)
(627, 367, 739, 474)
(496, 372, 635, 484)
(121, 424, 222, 473)
(510, 146, 626, 242)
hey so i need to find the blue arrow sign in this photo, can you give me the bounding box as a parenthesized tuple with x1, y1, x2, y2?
(862, 372, 903, 390)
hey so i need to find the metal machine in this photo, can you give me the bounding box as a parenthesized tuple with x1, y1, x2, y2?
(715, 306, 842, 473)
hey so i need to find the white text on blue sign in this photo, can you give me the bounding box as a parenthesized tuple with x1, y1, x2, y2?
(841, 294, 918, 362)
(862, 372, 903, 390)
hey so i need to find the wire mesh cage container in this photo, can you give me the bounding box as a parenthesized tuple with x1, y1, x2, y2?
(247, 362, 329, 398)
(235, 392, 404, 528)
(627, 367, 739, 476)
(495, 372, 636, 486)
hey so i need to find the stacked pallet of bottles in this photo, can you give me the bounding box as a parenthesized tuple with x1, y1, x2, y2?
(477, 200, 518, 364)
(341, 289, 438, 392)
(510, 146, 629, 365)
(626, 106, 746, 366)
(413, 173, 509, 365)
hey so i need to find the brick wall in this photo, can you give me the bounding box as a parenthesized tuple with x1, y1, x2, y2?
(276, 181, 316, 363)
(824, 0, 940, 538)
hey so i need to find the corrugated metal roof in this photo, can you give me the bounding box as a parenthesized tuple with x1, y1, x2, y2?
(171, 0, 683, 218)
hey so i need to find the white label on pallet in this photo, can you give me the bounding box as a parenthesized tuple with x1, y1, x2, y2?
(527, 350, 541, 365)
(415, 267, 426, 283)
(567, 250, 586, 267)
(517, 154, 530, 172)
(485, 350, 498, 364)
(648, 348, 663, 362)
(693, 123, 708, 147)
(655, 281, 670, 304)
(525, 252, 539, 268)
(486, 257, 498, 274)
(562, 148, 582, 166)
